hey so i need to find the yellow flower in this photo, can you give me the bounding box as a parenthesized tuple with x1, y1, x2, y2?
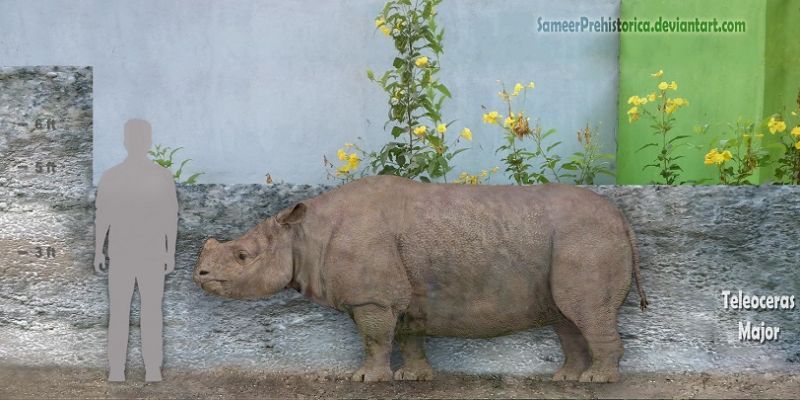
(413, 125, 428, 136)
(704, 148, 731, 165)
(415, 56, 429, 67)
(512, 83, 524, 96)
(795, 141, 800, 150)
(768, 117, 787, 134)
(791, 126, 800, 137)
(756, 133, 764, 139)
(704, 148, 728, 165)
(627, 95, 647, 106)
(627, 106, 639, 123)
(647, 92, 657, 102)
(672, 97, 688, 107)
(375, 17, 386, 27)
(483, 111, 501, 124)
(455, 172, 479, 185)
(337, 149, 347, 161)
(379, 25, 391, 36)
(436, 123, 447, 134)
(669, 81, 678, 90)
(658, 82, 669, 91)
(344, 142, 354, 148)
(651, 69, 664, 78)
(460, 127, 473, 141)
(665, 99, 677, 114)
(527, 81, 535, 89)
(503, 115, 515, 128)
(491, 166, 500, 173)
(348, 153, 360, 167)
(704, 149, 717, 165)
(480, 170, 489, 178)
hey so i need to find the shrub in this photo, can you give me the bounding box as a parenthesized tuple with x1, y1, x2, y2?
(484, 81, 569, 185)
(364, 0, 471, 182)
(626, 69, 689, 184)
(699, 119, 771, 185)
(148, 145, 203, 184)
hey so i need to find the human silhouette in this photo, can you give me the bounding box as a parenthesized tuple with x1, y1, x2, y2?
(94, 119, 178, 382)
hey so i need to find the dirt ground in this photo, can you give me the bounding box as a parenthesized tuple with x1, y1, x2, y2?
(1, 365, 798, 399)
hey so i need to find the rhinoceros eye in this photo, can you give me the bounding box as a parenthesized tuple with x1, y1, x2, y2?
(237, 251, 248, 262)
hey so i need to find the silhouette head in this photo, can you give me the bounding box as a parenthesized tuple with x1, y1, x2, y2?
(123, 119, 152, 157)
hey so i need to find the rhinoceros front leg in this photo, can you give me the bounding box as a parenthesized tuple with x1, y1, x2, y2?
(393, 334, 434, 381)
(350, 304, 395, 382)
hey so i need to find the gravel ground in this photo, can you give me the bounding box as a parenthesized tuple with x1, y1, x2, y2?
(1, 365, 799, 399)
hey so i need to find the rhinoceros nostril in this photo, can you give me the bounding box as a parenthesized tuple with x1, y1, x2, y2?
(198, 270, 209, 276)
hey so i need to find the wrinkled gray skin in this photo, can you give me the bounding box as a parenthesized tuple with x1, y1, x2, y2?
(194, 176, 647, 383)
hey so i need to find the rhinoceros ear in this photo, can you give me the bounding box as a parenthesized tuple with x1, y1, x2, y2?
(276, 202, 307, 226)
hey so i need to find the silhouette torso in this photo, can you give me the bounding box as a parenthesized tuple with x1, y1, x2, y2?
(97, 159, 177, 261)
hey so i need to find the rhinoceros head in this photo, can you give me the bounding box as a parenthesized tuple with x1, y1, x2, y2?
(193, 203, 306, 299)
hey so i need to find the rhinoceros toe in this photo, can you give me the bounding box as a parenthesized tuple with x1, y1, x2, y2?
(551, 366, 584, 381)
(351, 367, 393, 382)
(393, 364, 435, 381)
(578, 367, 621, 383)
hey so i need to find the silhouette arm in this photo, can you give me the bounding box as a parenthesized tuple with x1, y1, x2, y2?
(94, 178, 110, 274)
(163, 175, 178, 274)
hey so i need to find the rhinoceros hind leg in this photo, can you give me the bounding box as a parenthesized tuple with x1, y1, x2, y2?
(350, 304, 396, 382)
(576, 333, 623, 383)
(550, 238, 629, 383)
(394, 334, 434, 381)
(552, 319, 590, 381)
(556, 312, 623, 383)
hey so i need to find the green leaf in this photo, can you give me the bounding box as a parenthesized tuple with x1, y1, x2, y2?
(561, 163, 578, 171)
(668, 135, 690, 144)
(168, 146, 183, 161)
(391, 126, 405, 138)
(636, 143, 658, 152)
(435, 83, 451, 98)
(546, 141, 562, 152)
(184, 173, 203, 185)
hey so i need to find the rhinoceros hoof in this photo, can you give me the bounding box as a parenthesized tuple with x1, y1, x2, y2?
(551, 366, 584, 381)
(351, 367, 393, 382)
(393, 364, 435, 381)
(578, 367, 621, 383)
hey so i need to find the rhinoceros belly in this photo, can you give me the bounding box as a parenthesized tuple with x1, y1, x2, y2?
(410, 261, 560, 338)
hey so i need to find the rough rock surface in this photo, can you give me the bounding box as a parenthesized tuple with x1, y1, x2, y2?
(1, 67, 798, 376)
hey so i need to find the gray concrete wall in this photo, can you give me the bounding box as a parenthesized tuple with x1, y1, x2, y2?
(0, 0, 621, 185)
(2, 67, 799, 376)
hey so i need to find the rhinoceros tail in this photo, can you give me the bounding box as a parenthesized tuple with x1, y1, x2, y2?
(623, 215, 648, 311)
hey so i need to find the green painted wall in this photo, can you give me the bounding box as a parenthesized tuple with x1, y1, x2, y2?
(760, 0, 800, 182)
(617, 0, 798, 184)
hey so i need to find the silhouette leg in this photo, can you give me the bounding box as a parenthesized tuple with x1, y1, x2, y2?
(108, 266, 135, 382)
(139, 266, 165, 382)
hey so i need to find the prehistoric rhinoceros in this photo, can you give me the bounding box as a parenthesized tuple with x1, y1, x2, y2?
(193, 175, 647, 383)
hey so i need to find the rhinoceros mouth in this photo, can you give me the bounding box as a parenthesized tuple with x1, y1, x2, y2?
(200, 280, 227, 292)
